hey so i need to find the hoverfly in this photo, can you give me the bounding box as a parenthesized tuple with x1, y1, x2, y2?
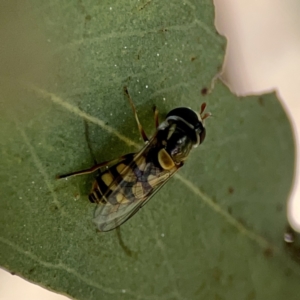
(58, 87, 210, 231)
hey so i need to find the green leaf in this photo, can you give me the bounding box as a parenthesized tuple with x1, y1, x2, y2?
(0, 1, 299, 300)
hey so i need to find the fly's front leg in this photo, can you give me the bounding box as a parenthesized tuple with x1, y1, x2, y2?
(123, 86, 149, 143)
(153, 105, 159, 129)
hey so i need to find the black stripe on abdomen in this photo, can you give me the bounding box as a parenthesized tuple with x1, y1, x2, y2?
(89, 155, 134, 204)
(89, 168, 118, 204)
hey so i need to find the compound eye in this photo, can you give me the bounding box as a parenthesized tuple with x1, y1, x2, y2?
(177, 138, 184, 145)
(199, 128, 206, 144)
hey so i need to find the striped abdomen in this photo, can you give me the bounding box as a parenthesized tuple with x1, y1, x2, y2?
(88, 151, 170, 206)
(89, 154, 134, 204)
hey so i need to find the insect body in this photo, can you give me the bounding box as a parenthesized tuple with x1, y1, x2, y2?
(58, 87, 210, 231)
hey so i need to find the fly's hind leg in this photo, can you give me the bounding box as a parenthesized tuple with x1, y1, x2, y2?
(57, 153, 134, 179)
(124, 86, 149, 143)
(56, 159, 117, 179)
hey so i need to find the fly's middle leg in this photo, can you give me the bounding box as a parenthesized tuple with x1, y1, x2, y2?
(124, 86, 149, 143)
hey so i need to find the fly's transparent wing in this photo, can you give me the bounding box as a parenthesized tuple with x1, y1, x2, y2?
(93, 149, 178, 232)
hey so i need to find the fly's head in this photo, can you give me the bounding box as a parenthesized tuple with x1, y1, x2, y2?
(158, 103, 210, 164)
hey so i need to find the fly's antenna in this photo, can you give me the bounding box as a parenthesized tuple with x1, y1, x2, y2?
(199, 102, 211, 122)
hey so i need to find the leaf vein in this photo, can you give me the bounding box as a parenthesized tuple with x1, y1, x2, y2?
(0, 236, 139, 297)
(56, 20, 220, 53)
(14, 122, 64, 212)
(14, 119, 97, 238)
